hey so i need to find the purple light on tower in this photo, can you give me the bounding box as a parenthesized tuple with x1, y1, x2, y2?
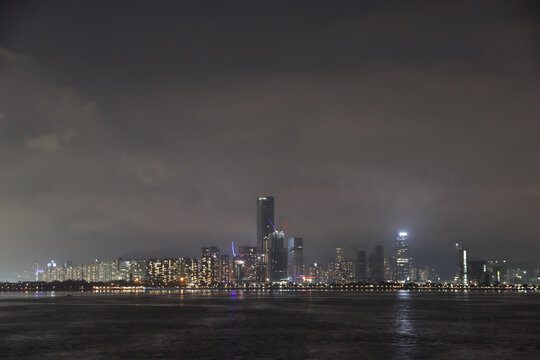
(268, 217, 277, 232)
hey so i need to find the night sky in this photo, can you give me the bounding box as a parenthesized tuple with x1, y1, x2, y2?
(1, 1, 539, 280)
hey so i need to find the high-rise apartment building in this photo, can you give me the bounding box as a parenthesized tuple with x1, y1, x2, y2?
(184, 258, 200, 285)
(119, 259, 149, 282)
(201, 247, 220, 285)
(220, 255, 231, 283)
(148, 258, 181, 285)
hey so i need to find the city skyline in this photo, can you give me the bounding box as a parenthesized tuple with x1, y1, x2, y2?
(1, 193, 539, 281)
(1, 2, 539, 359)
(1, 1, 540, 281)
(12, 195, 537, 285)
(24, 234, 535, 287)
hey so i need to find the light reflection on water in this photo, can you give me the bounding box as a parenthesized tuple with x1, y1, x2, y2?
(393, 290, 416, 359)
(0, 291, 539, 359)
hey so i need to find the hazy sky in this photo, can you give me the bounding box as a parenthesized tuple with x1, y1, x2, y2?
(1, 1, 539, 280)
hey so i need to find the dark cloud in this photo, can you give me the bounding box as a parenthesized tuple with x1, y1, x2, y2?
(0, 1, 539, 280)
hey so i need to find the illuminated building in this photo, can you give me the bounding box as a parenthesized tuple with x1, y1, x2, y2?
(288, 237, 304, 283)
(256, 196, 274, 282)
(329, 248, 353, 284)
(201, 247, 220, 285)
(200, 251, 213, 285)
(336, 247, 344, 262)
(57, 262, 70, 281)
(456, 244, 468, 285)
(148, 258, 181, 285)
(238, 246, 257, 281)
(96, 260, 120, 282)
(183, 258, 200, 285)
(44, 260, 58, 282)
(393, 232, 411, 282)
(119, 259, 149, 283)
(256, 208, 288, 282)
(308, 263, 323, 284)
(43, 260, 76, 282)
(256, 250, 268, 282)
(82, 260, 99, 282)
(233, 259, 246, 284)
(487, 260, 505, 285)
(64, 262, 75, 280)
(220, 255, 231, 283)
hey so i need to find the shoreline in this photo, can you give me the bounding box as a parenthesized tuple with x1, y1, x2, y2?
(1, 282, 539, 294)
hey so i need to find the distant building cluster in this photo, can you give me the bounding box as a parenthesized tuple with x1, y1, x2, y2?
(26, 196, 540, 286)
(454, 244, 532, 286)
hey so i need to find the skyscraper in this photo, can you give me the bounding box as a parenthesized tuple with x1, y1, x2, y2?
(185, 258, 200, 285)
(336, 247, 344, 263)
(220, 255, 231, 284)
(393, 232, 411, 282)
(369, 245, 385, 283)
(148, 259, 180, 285)
(308, 263, 323, 284)
(288, 237, 304, 283)
(456, 243, 468, 285)
(119, 259, 149, 283)
(238, 246, 258, 281)
(356, 250, 367, 283)
(330, 247, 353, 284)
(257, 196, 274, 252)
(267, 230, 288, 282)
(201, 247, 220, 285)
(468, 260, 488, 285)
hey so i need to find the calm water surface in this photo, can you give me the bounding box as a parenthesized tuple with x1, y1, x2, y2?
(0, 291, 539, 359)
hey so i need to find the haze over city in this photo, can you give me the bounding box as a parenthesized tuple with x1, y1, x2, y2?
(1, 1, 539, 281)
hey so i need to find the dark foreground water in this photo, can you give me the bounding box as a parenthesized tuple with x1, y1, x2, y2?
(1, 291, 539, 359)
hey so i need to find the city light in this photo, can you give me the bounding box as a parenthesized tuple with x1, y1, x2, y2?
(15, 198, 539, 288)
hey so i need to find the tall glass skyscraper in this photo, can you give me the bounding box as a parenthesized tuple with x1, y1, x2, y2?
(356, 250, 367, 283)
(256, 196, 274, 252)
(456, 243, 468, 285)
(288, 237, 304, 283)
(393, 232, 411, 282)
(267, 230, 288, 282)
(369, 245, 385, 283)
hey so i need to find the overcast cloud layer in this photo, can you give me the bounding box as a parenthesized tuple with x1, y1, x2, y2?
(0, 1, 539, 280)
